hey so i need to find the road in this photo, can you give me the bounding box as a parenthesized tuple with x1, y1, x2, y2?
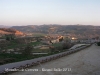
(9, 44, 100, 75)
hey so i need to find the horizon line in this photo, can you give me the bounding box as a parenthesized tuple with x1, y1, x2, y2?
(0, 24, 100, 26)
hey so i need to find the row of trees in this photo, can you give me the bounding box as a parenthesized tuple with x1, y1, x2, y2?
(5, 34, 15, 41)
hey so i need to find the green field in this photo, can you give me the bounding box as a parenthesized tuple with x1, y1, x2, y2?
(0, 53, 50, 65)
(2, 40, 42, 49)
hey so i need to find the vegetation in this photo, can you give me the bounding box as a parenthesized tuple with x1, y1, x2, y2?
(11, 25, 100, 38)
(5, 34, 15, 41)
(21, 44, 33, 56)
(0, 39, 42, 50)
(97, 42, 100, 46)
(0, 38, 74, 65)
(0, 33, 78, 66)
(0, 51, 55, 65)
(0, 53, 34, 65)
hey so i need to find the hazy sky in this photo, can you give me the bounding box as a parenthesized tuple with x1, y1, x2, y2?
(0, 0, 100, 26)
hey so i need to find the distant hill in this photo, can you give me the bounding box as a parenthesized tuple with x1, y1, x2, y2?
(11, 25, 100, 38)
(0, 28, 24, 36)
(0, 25, 11, 28)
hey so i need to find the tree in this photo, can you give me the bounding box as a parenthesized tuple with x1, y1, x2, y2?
(97, 42, 100, 46)
(22, 44, 33, 56)
(6, 36, 10, 41)
(62, 42, 72, 49)
(5, 34, 15, 41)
(59, 37, 63, 42)
(49, 46, 55, 53)
(61, 37, 74, 49)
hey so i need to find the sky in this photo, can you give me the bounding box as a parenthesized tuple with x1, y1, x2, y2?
(0, 0, 100, 26)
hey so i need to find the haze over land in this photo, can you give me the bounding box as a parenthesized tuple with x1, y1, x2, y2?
(0, 25, 100, 39)
(11, 25, 100, 39)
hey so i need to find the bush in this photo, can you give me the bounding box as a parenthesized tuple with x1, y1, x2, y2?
(0, 61, 5, 65)
(4, 58, 16, 63)
(22, 44, 33, 56)
(97, 42, 100, 46)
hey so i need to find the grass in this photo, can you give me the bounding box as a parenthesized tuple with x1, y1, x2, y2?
(32, 48, 50, 53)
(0, 40, 66, 65)
(52, 43, 62, 47)
(0, 40, 50, 61)
(30, 41, 42, 46)
(0, 52, 52, 65)
(2, 40, 42, 49)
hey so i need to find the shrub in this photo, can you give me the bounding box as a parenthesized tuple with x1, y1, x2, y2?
(97, 42, 100, 46)
(0, 61, 5, 65)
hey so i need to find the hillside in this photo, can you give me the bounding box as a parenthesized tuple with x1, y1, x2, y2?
(0, 25, 11, 28)
(9, 44, 100, 75)
(11, 25, 100, 38)
(0, 28, 24, 36)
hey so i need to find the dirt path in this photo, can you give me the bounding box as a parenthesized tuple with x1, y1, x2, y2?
(10, 44, 100, 75)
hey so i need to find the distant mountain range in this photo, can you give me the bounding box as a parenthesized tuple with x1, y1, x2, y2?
(11, 25, 100, 38)
(0, 25, 11, 28)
